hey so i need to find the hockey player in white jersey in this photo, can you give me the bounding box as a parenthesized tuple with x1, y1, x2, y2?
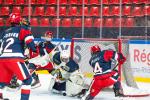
(48, 50, 87, 97)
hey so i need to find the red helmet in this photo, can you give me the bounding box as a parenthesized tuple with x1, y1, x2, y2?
(90, 45, 101, 54)
(9, 13, 22, 24)
(45, 31, 53, 37)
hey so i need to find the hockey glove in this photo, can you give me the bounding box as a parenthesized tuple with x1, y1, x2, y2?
(117, 53, 126, 64)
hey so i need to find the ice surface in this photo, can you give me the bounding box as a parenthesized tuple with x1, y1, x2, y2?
(2, 74, 150, 100)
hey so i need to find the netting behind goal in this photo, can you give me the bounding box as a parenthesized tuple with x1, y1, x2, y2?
(70, 38, 150, 97)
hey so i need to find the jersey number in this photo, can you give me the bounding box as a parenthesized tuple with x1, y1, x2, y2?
(94, 62, 102, 74)
(1, 38, 14, 53)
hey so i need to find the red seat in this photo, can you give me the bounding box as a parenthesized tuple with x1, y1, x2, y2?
(33, 6, 44, 16)
(4, 0, 14, 5)
(0, 0, 2, 4)
(60, 0, 67, 5)
(15, 0, 25, 5)
(140, 0, 149, 4)
(72, 18, 82, 27)
(68, 0, 78, 4)
(122, 0, 131, 4)
(0, 7, 10, 16)
(104, 18, 113, 27)
(90, 6, 100, 16)
(0, 18, 4, 26)
(30, 18, 39, 26)
(47, 0, 57, 5)
(51, 18, 61, 27)
(45, 7, 56, 16)
(109, 0, 119, 4)
(112, 6, 120, 16)
(143, 5, 150, 16)
(79, 7, 89, 16)
(124, 18, 134, 27)
(78, 0, 88, 5)
(122, 6, 131, 16)
(89, 0, 99, 5)
(26, 0, 36, 5)
(59, 6, 67, 16)
(103, 6, 110, 16)
(132, 6, 143, 16)
(114, 18, 125, 27)
(22, 7, 33, 16)
(12, 6, 21, 14)
(103, 0, 109, 4)
(132, 0, 140, 4)
(93, 18, 103, 27)
(62, 18, 72, 27)
(40, 18, 50, 27)
(37, 0, 46, 5)
(68, 6, 78, 16)
(84, 18, 92, 27)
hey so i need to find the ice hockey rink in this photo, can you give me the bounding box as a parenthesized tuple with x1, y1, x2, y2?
(2, 74, 150, 100)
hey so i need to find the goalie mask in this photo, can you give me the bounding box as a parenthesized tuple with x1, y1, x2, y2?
(60, 50, 70, 63)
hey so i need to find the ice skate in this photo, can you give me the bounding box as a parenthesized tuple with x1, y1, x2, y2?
(31, 78, 41, 89)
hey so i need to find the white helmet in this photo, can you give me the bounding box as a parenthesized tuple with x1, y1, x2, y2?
(60, 50, 70, 63)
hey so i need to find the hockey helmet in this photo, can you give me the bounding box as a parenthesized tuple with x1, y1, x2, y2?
(9, 13, 22, 24)
(45, 31, 53, 38)
(60, 50, 70, 63)
(90, 45, 101, 54)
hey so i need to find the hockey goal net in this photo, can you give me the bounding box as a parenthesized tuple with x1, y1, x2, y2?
(70, 38, 150, 97)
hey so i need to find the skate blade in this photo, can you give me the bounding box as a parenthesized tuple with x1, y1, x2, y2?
(31, 83, 41, 89)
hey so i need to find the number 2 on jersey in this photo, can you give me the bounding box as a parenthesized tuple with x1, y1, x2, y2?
(94, 62, 102, 74)
(0, 38, 14, 53)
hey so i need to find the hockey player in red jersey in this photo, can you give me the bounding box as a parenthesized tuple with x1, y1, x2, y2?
(0, 13, 37, 100)
(82, 45, 126, 100)
(28, 31, 55, 88)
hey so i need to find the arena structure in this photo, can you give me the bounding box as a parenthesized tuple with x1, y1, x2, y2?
(0, 0, 150, 99)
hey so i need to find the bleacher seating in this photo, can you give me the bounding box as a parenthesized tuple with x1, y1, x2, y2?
(51, 18, 61, 27)
(62, 18, 72, 27)
(45, 6, 56, 16)
(143, 5, 150, 16)
(72, 18, 82, 27)
(15, 0, 25, 5)
(59, 6, 67, 16)
(4, 0, 14, 5)
(132, 6, 143, 17)
(93, 18, 103, 27)
(89, 0, 99, 5)
(39, 18, 50, 27)
(0, 0, 149, 28)
(33, 6, 45, 16)
(12, 6, 21, 14)
(90, 6, 100, 16)
(111, 6, 120, 16)
(30, 18, 39, 26)
(84, 18, 93, 27)
(104, 18, 113, 27)
(68, 6, 78, 16)
(0, 6, 10, 16)
(68, 0, 78, 5)
(122, 5, 132, 16)
(47, 0, 57, 5)
(22, 7, 33, 16)
(36, 0, 46, 5)
(60, 0, 67, 5)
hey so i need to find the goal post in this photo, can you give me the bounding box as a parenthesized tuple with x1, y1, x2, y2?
(70, 38, 150, 97)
